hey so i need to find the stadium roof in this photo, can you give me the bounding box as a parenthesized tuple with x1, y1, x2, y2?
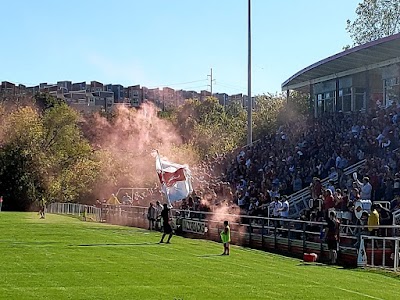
(282, 33, 400, 91)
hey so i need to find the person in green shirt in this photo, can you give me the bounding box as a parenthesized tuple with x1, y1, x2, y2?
(220, 220, 231, 255)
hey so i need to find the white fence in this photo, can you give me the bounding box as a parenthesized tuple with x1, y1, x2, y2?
(358, 233, 400, 272)
(394, 209, 400, 236)
(47, 202, 102, 222)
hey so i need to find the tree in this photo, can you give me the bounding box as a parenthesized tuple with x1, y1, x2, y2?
(346, 0, 400, 46)
(41, 103, 100, 203)
(34, 92, 66, 111)
(252, 94, 284, 140)
(174, 97, 247, 158)
(0, 99, 100, 210)
(0, 106, 47, 210)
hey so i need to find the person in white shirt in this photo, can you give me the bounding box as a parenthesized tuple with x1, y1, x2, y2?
(269, 197, 282, 217)
(279, 196, 289, 218)
(356, 176, 372, 200)
(269, 197, 282, 232)
(279, 196, 290, 237)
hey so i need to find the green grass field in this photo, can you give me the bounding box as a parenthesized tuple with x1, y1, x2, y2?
(0, 213, 398, 300)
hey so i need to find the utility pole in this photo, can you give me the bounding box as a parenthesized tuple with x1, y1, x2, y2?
(208, 68, 215, 96)
(247, 0, 252, 146)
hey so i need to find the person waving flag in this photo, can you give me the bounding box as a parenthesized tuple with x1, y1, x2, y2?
(155, 151, 193, 204)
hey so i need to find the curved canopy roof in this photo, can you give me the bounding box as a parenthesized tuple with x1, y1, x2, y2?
(282, 33, 400, 91)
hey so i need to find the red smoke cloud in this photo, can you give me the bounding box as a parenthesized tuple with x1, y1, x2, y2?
(81, 102, 198, 203)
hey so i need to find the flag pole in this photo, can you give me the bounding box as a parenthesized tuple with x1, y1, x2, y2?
(156, 150, 171, 205)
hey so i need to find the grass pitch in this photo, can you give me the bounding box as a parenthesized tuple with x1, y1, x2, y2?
(0, 213, 398, 300)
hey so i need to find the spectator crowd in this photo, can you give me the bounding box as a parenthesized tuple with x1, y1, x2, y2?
(217, 104, 400, 222)
(100, 103, 400, 232)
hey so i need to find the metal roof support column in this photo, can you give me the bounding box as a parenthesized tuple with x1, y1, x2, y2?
(286, 89, 289, 104)
(309, 84, 316, 118)
(247, 0, 252, 145)
(335, 78, 340, 112)
(365, 70, 370, 111)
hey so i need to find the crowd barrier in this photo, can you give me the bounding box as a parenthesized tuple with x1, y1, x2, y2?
(47, 203, 400, 267)
(358, 234, 400, 272)
(47, 202, 102, 222)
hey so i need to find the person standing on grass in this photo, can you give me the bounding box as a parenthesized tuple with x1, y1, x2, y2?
(325, 211, 340, 264)
(155, 200, 163, 231)
(220, 220, 231, 255)
(0, 196, 3, 212)
(147, 203, 156, 230)
(159, 204, 173, 244)
(39, 197, 46, 219)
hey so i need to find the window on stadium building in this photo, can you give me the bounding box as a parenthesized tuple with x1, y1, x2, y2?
(316, 91, 336, 115)
(384, 77, 399, 106)
(325, 91, 334, 112)
(317, 93, 323, 116)
(336, 90, 342, 112)
(338, 88, 351, 112)
(354, 88, 366, 111)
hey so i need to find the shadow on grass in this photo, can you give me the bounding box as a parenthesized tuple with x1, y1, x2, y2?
(349, 267, 400, 279)
(297, 262, 332, 268)
(72, 242, 160, 247)
(197, 254, 224, 258)
(1, 241, 61, 246)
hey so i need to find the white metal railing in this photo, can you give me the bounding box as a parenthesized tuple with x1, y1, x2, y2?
(47, 202, 102, 222)
(392, 209, 400, 237)
(358, 234, 400, 272)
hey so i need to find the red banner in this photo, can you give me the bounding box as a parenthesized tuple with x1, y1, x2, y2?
(158, 168, 186, 187)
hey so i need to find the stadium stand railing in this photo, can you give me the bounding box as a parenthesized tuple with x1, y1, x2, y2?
(288, 159, 366, 218)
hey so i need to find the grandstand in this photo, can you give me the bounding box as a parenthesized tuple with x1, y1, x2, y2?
(219, 34, 400, 217)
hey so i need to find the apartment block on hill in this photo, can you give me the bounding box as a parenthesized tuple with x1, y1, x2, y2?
(1, 80, 251, 112)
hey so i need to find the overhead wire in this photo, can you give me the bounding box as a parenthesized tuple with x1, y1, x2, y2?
(147, 79, 208, 89)
(215, 82, 246, 92)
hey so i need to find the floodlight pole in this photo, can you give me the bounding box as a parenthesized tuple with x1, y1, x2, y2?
(247, 0, 252, 146)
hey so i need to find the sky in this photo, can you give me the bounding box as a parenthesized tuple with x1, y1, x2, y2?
(0, 0, 360, 96)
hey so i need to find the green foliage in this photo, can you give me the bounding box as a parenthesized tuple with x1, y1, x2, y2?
(162, 94, 308, 159)
(98, 108, 118, 124)
(0, 99, 99, 211)
(0, 145, 46, 211)
(41, 103, 100, 203)
(346, 0, 400, 46)
(34, 92, 66, 110)
(276, 91, 311, 125)
(253, 94, 284, 140)
(173, 97, 247, 158)
(157, 109, 176, 121)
